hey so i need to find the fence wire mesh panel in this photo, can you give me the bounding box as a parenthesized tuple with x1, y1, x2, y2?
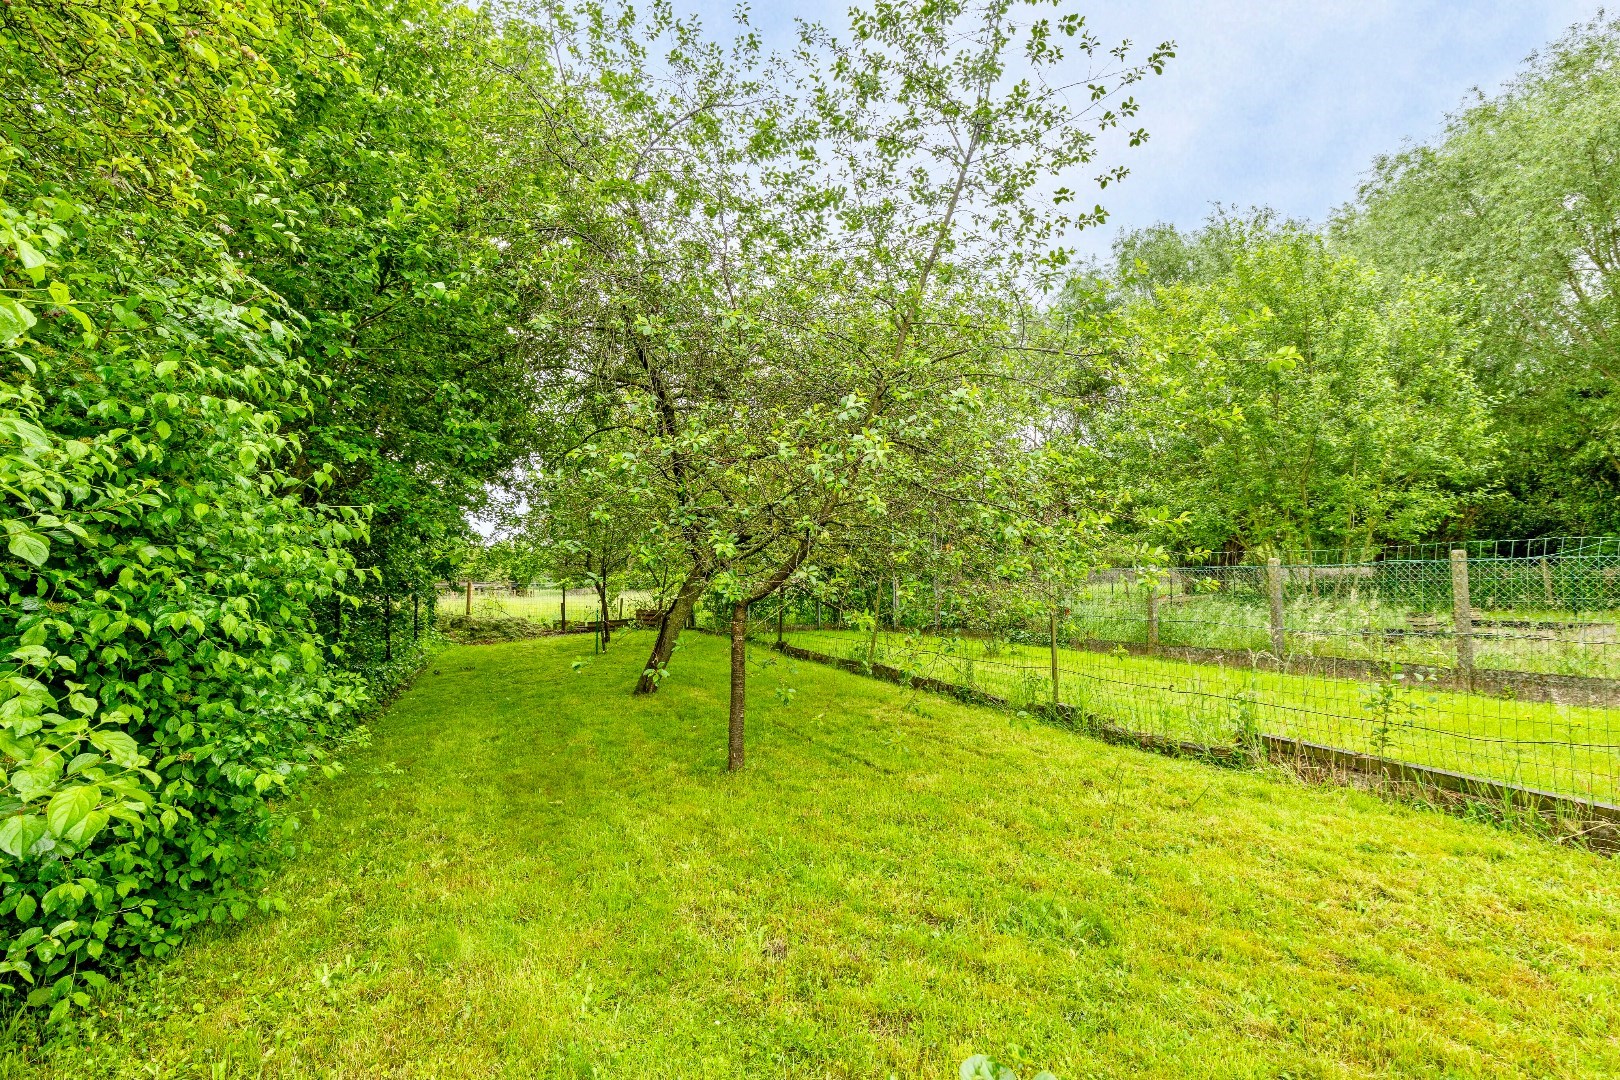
(768, 538, 1620, 809)
(434, 583, 655, 626)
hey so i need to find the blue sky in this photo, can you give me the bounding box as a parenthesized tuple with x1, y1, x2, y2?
(689, 0, 1602, 262)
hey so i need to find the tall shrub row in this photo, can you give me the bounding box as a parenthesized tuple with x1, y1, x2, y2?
(0, 0, 494, 1015)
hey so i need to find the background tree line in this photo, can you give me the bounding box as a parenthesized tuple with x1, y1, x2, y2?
(1045, 12, 1620, 561)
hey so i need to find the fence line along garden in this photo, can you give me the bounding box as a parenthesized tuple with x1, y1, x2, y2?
(437, 581, 656, 628)
(763, 538, 1620, 822)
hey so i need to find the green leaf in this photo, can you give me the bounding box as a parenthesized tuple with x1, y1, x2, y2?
(45, 785, 98, 839)
(62, 304, 96, 337)
(89, 730, 140, 768)
(62, 809, 108, 848)
(7, 531, 48, 567)
(14, 239, 47, 271)
(0, 297, 36, 344)
(0, 815, 46, 859)
(14, 893, 36, 921)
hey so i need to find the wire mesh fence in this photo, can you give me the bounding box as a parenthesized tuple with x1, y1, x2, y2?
(761, 538, 1620, 810)
(434, 583, 656, 627)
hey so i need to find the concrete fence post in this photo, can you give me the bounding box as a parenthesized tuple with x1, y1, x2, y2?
(1146, 583, 1160, 650)
(1049, 608, 1060, 709)
(1452, 549, 1474, 682)
(1267, 557, 1286, 661)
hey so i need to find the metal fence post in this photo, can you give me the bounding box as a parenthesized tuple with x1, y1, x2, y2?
(1267, 557, 1286, 661)
(1452, 548, 1474, 681)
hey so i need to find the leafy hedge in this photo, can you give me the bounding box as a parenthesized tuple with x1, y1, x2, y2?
(0, 0, 412, 1017)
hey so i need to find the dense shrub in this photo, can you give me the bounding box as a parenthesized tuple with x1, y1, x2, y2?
(0, 0, 394, 1016)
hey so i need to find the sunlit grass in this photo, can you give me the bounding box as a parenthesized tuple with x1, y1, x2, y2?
(8, 632, 1618, 1078)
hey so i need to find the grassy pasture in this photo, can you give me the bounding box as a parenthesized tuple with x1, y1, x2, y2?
(435, 587, 655, 626)
(1064, 590, 1620, 679)
(783, 628, 1620, 806)
(6, 631, 1618, 1078)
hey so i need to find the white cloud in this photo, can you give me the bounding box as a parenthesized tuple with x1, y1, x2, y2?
(1064, 0, 1603, 258)
(688, 0, 1602, 261)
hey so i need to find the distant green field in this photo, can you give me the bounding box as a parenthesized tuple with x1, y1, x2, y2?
(436, 588, 654, 625)
(783, 628, 1620, 805)
(9, 634, 1618, 1078)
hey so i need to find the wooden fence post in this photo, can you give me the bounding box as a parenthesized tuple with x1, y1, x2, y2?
(1452, 549, 1474, 682)
(1267, 557, 1286, 661)
(776, 595, 785, 644)
(1146, 583, 1160, 650)
(384, 595, 392, 663)
(464, 579, 472, 617)
(560, 586, 567, 631)
(1539, 556, 1555, 606)
(412, 594, 419, 640)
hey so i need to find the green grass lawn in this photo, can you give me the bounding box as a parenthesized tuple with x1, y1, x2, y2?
(9, 631, 1620, 1078)
(783, 628, 1620, 806)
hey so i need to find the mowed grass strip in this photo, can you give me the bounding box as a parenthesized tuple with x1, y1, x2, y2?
(9, 632, 1619, 1078)
(784, 627, 1620, 804)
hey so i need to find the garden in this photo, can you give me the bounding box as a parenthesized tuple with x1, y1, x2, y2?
(3, 0, 1620, 1073)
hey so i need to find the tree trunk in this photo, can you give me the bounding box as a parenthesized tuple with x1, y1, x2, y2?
(635, 568, 706, 694)
(728, 600, 747, 771)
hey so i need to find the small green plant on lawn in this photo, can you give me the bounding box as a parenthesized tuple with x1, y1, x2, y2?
(960, 1054, 1056, 1080)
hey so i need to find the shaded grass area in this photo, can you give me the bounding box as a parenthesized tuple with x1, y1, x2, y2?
(784, 628, 1620, 806)
(7, 631, 1619, 1078)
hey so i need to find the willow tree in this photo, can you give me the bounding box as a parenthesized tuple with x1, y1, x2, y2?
(1341, 14, 1620, 535)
